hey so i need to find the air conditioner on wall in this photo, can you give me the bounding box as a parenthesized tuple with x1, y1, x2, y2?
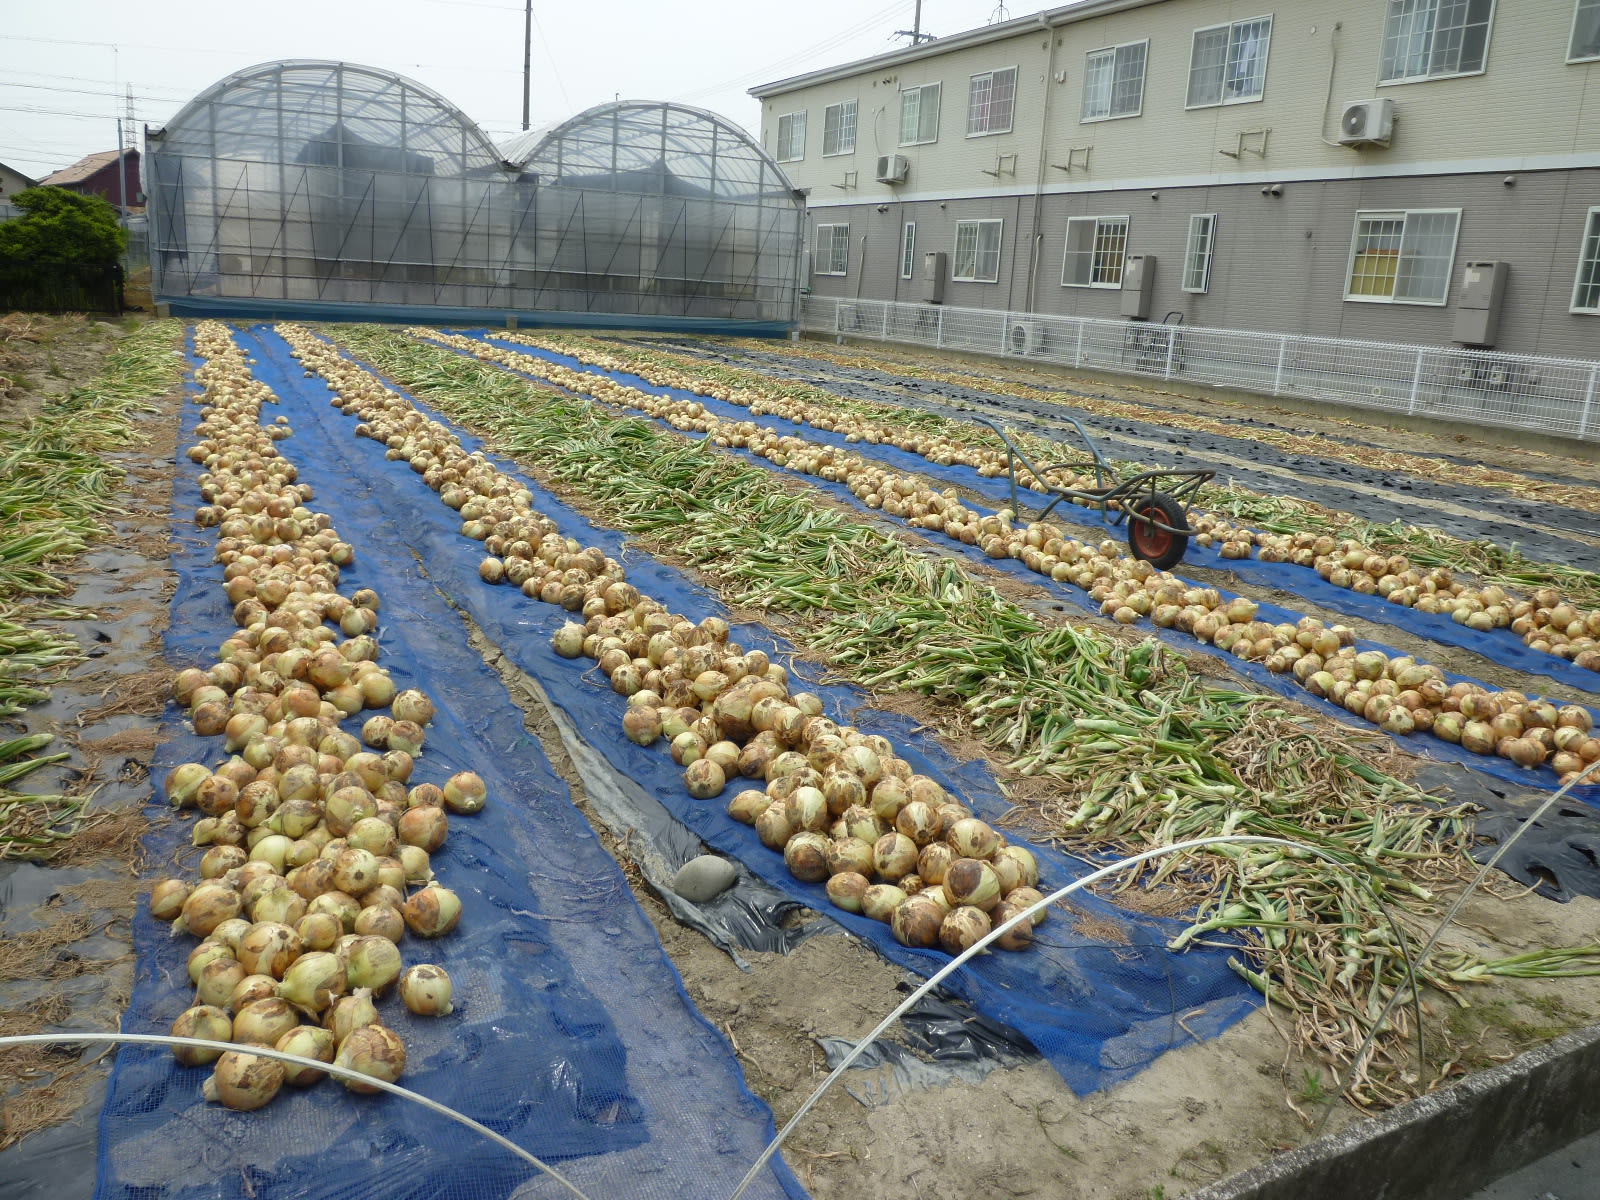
(1008, 319, 1044, 356)
(876, 154, 910, 184)
(1338, 98, 1394, 147)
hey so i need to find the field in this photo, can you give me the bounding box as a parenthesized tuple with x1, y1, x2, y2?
(2, 312, 1599, 1200)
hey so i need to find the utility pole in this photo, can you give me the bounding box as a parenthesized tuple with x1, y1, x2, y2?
(521, 0, 532, 132)
(894, 0, 935, 45)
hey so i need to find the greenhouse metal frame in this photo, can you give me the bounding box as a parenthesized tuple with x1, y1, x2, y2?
(147, 61, 804, 331)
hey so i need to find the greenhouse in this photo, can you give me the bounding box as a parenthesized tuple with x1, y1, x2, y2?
(146, 61, 803, 331)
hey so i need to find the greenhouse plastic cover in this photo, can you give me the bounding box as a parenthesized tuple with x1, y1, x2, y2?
(220, 324, 1267, 1096)
(95, 334, 807, 1200)
(460, 333, 1600, 805)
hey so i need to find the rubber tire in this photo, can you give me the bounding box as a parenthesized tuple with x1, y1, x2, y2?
(1126, 493, 1189, 570)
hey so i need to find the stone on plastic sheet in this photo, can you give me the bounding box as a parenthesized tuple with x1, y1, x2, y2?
(673, 854, 737, 903)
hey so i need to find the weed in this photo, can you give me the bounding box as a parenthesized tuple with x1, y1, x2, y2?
(1296, 1069, 1329, 1104)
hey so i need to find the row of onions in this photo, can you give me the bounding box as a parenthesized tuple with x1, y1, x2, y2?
(147, 321, 469, 1113)
(515, 332, 1600, 671)
(276, 322, 1046, 957)
(416, 331, 1599, 786)
(312, 323, 1559, 1106)
(1, 318, 183, 858)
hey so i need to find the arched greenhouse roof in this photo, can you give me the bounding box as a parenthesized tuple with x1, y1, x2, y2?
(150, 60, 511, 178)
(506, 101, 801, 205)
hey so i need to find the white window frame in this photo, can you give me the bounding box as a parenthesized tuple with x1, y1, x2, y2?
(1186, 16, 1273, 108)
(899, 83, 941, 146)
(776, 112, 807, 163)
(814, 223, 849, 276)
(1571, 0, 1600, 62)
(1378, 0, 1495, 85)
(952, 219, 1003, 283)
(822, 100, 857, 157)
(1343, 208, 1462, 306)
(1081, 40, 1148, 121)
(966, 67, 1017, 137)
(1061, 216, 1131, 288)
(1571, 207, 1600, 314)
(1183, 214, 1218, 293)
(900, 222, 917, 280)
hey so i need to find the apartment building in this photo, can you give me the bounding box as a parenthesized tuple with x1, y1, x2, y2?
(751, 0, 1600, 359)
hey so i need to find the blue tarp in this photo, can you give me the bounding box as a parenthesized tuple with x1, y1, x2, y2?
(96, 331, 807, 1200)
(240, 323, 1263, 1098)
(456, 333, 1600, 804)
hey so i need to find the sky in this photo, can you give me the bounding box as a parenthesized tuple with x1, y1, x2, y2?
(0, 0, 1017, 179)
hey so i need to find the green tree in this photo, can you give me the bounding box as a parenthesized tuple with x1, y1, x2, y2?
(0, 187, 128, 263)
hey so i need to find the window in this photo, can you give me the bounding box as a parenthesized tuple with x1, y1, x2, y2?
(899, 83, 942, 145)
(953, 219, 1003, 282)
(776, 112, 806, 162)
(1187, 17, 1272, 107)
(1572, 0, 1600, 61)
(1082, 41, 1148, 120)
(1183, 214, 1218, 293)
(1379, 0, 1493, 83)
(900, 222, 917, 280)
(822, 101, 857, 156)
(966, 68, 1017, 136)
(1062, 216, 1130, 287)
(1573, 208, 1600, 313)
(1345, 209, 1460, 304)
(814, 223, 849, 275)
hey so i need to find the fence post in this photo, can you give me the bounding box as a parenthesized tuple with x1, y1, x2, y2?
(1163, 326, 1176, 379)
(879, 303, 889, 340)
(1407, 348, 1425, 415)
(1000, 313, 1011, 356)
(1580, 364, 1598, 441)
(1272, 335, 1288, 396)
(1075, 319, 1085, 366)
(936, 307, 945, 349)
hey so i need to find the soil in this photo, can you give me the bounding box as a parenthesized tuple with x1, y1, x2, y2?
(4, 318, 1600, 1200)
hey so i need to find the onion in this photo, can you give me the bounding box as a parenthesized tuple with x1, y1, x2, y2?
(276, 1024, 336, 1086)
(917, 842, 955, 886)
(939, 905, 992, 955)
(150, 879, 192, 922)
(197, 958, 248, 1009)
(238, 922, 302, 979)
(278, 950, 346, 1013)
(332, 847, 381, 896)
(233, 997, 299, 1047)
(890, 895, 945, 948)
(385, 720, 425, 757)
(354, 904, 406, 943)
(181, 883, 243, 938)
(947, 818, 1000, 860)
(399, 964, 455, 1016)
(326, 987, 380, 1045)
(841, 805, 884, 845)
(1461, 720, 1496, 755)
(783, 831, 831, 882)
(346, 934, 403, 991)
(684, 758, 727, 799)
(212, 918, 252, 952)
(229, 973, 280, 1013)
(334, 1023, 406, 1093)
(787, 785, 828, 832)
(551, 623, 586, 658)
(1005, 886, 1049, 926)
(204, 1048, 285, 1110)
(402, 885, 462, 938)
(988, 901, 1035, 951)
(825, 836, 875, 877)
(894, 801, 941, 847)
(860, 883, 908, 923)
(397, 844, 434, 884)
(396, 806, 448, 853)
(250, 884, 307, 928)
(942, 858, 1002, 911)
(825, 871, 870, 913)
(164, 762, 212, 809)
(726, 788, 770, 824)
(442, 771, 487, 814)
(189, 939, 235, 986)
(171, 1005, 233, 1065)
(308, 890, 362, 932)
(873, 831, 919, 879)
(993, 845, 1040, 889)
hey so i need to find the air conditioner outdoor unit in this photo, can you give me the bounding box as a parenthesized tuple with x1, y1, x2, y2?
(1338, 98, 1394, 147)
(1008, 319, 1044, 356)
(876, 154, 910, 184)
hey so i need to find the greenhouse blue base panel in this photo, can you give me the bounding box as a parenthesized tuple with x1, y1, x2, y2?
(155, 294, 793, 337)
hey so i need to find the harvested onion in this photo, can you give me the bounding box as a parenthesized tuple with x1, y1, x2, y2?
(398, 964, 454, 1016)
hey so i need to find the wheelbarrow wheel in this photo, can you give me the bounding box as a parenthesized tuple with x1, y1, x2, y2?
(1126, 493, 1189, 569)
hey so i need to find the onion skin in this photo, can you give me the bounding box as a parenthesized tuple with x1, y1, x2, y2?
(334, 1023, 407, 1094)
(441, 771, 487, 814)
(401, 885, 462, 938)
(204, 1048, 286, 1111)
(942, 858, 1002, 912)
(277, 950, 346, 1013)
(276, 1025, 336, 1086)
(783, 831, 830, 883)
(233, 997, 300, 1047)
(890, 895, 944, 948)
(825, 871, 870, 913)
(398, 964, 454, 1016)
(988, 902, 1035, 951)
(150, 878, 192, 922)
(326, 988, 380, 1045)
(939, 905, 992, 955)
(171, 1005, 234, 1065)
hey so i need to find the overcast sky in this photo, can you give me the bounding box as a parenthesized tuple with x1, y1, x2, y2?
(0, 0, 1016, 178)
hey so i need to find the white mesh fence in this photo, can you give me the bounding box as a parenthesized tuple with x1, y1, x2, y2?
(804, 296, 1600, 444)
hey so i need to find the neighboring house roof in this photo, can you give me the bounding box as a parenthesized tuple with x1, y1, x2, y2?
(41, 148, 135, 187)
(0, 160, 38, 187)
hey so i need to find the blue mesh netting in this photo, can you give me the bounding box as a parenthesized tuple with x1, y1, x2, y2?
(451, 332, 1600, 804)
(95, 330, 806, 1200)
(228, 323, 1262, 1098)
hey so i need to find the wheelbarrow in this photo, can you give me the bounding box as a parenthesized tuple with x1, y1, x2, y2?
(974, 416, 1214, 569)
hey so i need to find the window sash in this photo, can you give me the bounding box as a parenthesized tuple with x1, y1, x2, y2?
(1345, 209, 1459, 304)
(1083, 43, 1146, 119)
(776, 112, 806, 162)
(899, 83, 941, 144)
(1188, 17, 1272, 106)
(814, 224, 849, 275)
(1572, 0, 1600, 60)
(1062, 216, 1129, 287)
(966, 68, 1016, 135)
(953, 219, 1002, 282)
(1379, 0, 1493, 82)
(822, 101, 857, 156)
(900, 222, 917, 280)
(1572, 207, 1600, 313)
(1183, 213, 1217, 292)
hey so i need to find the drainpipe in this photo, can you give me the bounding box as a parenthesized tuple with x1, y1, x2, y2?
(1026, 13, 1059, 313)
